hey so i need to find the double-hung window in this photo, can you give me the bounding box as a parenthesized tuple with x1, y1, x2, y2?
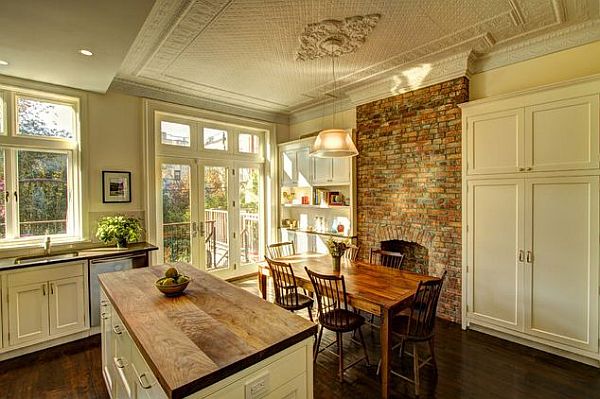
(0, 88, 81, 243)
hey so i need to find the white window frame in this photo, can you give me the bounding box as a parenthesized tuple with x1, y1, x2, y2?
(144, 99, 276, 271)
(0, 85, 83, 246)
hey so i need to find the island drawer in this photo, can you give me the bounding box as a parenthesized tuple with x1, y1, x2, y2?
(198, 341, 309, 399)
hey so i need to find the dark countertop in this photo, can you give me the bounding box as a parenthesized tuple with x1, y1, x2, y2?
(99, 263, 317, 399)
(0, 242, 158, 271)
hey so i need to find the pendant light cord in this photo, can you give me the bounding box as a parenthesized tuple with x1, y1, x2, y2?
(331, 43, 336, 127)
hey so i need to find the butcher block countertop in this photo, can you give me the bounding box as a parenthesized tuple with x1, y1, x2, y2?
(99, 263, 317, 399)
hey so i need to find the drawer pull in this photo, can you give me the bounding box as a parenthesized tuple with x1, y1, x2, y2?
(138, 373, 152, 389)
(112, 325, 123, 335)
(113, 357, 127, 369)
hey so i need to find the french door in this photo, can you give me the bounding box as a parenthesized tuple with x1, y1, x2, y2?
(158, 157, 263, 279)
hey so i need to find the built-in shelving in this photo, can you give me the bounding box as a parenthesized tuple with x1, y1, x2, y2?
(282, 204, 351, 209)
(278, 135, 357, 253)
(280, 227, 357, 240)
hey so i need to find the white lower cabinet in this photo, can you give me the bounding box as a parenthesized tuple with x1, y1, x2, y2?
(49, 276, 86, 336)
(467, 176, 599, 355)
(5, 261, 87, 348)
(8, 282, 50, 346)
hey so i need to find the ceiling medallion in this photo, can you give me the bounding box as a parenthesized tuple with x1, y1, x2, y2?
(296, 14, 381, 61)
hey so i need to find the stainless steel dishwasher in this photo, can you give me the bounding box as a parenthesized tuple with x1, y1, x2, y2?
(89, 252, 148, 328)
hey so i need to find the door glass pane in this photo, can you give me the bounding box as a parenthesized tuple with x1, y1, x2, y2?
(17, 151, 68, 237)
(204, 166, 228, 270)
(161, 121, 191, 147)
(239, 167, 260, 264)
(161, 164, 191, 263)
(239, 133, 259, 154)
(17, 97, 75, 140)
(204, 127, 228, 151)
(0, 149, 5, 238)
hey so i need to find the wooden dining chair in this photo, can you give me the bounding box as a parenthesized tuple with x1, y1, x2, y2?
(267, 241, 295, 259)
(265, 257, 313, 321)
(305, 267, 370, 382)
(343, 245, 360, 261)
(370, 248, 405, 269)
(377, 271, 446, 396)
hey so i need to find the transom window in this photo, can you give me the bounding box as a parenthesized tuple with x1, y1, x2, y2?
(0, 88, 81, 242)
(155, 111, 264, 158)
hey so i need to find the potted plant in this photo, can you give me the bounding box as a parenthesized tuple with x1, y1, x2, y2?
(326, 238, 350, 271)
(96, 216, 143, 248)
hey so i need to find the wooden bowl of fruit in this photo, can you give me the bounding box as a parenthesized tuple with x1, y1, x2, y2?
(155, 267, 191, 297)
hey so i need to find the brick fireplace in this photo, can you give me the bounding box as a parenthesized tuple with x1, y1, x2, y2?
(355, 77, 468, 322)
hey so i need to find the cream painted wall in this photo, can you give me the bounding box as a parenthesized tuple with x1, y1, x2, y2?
(470, 40, 600, 100)
(288, 109, 356, 142)
(87, 91, 144, 213)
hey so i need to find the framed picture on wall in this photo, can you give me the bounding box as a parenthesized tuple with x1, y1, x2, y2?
(102, 171, 131, 203)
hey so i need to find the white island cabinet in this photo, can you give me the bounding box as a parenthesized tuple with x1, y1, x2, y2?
(100, 263, 315, 399)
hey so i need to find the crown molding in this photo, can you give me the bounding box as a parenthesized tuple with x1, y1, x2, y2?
(473, 18, 600, 73)
(110, 78, 289, 125)
(289, 51, 475, 125)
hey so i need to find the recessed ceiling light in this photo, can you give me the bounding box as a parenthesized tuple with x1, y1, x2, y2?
(78, 49, 93, 56)
(0, 59, 8, 66)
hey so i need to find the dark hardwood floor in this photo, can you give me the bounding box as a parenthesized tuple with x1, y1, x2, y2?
(1, 277, 599, 398)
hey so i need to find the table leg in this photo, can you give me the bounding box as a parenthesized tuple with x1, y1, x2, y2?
(380, 307, 393, 399)
(258, 269, 268, 300)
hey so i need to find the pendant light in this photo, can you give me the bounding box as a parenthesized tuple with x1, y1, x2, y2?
(310, 39, 358, 158)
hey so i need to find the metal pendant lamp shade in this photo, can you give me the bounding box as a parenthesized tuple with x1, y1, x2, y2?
(310, 128, 358, 158)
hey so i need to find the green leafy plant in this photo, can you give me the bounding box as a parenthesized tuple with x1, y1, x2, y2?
(96, 216, 143, 248)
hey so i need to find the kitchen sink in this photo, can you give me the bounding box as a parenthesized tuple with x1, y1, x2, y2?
(13, 251, 80, 265)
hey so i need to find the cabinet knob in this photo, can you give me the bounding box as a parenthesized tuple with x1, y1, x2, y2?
(518, 250, 525, 262)
(112, 325, 123, 335)
(526, 167, 532, 171)
(113, 357, 127, 369)
(519, 168, 525, 172)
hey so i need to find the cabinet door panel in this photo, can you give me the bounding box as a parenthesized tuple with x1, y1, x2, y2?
(8, 282, 49, 346)
(100, 291, 114, 394)
(526, 95, 599, 172)
(525, 177, 599, 351)
(281, 150, 297, 186)
(468, 180, 524, 331)
(467, 109, 524, 175)
(331, 158, 351, 184)
(296, 148, 311, 187)
(49, 276, 85, 337)
(312, 158, 331, 185)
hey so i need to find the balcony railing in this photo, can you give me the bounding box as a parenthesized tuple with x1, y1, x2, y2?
(162, 209, 259, 269)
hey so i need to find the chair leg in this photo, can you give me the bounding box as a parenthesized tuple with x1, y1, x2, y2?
(357, 326, 370, 366)
(307, 305, 314, 322)
(428, 337, 437, 373)
(413, 343, 420, 397)
(314, 325, 324, 362)
(337, 332, 344, 382)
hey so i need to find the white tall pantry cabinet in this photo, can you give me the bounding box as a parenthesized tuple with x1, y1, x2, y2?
(461, 75, 600, 364)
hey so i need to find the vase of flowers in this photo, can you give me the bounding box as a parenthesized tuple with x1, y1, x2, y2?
(96, 216, 143, 248)
(326, 238, 349, 272)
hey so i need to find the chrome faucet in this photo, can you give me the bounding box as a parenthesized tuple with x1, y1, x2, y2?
(43, 236, 51, 255)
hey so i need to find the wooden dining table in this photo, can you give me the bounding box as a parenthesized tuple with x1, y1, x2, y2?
(257, 252, 439, 399)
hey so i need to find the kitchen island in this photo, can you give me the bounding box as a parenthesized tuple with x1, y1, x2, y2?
(99, 263, 316, 399)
